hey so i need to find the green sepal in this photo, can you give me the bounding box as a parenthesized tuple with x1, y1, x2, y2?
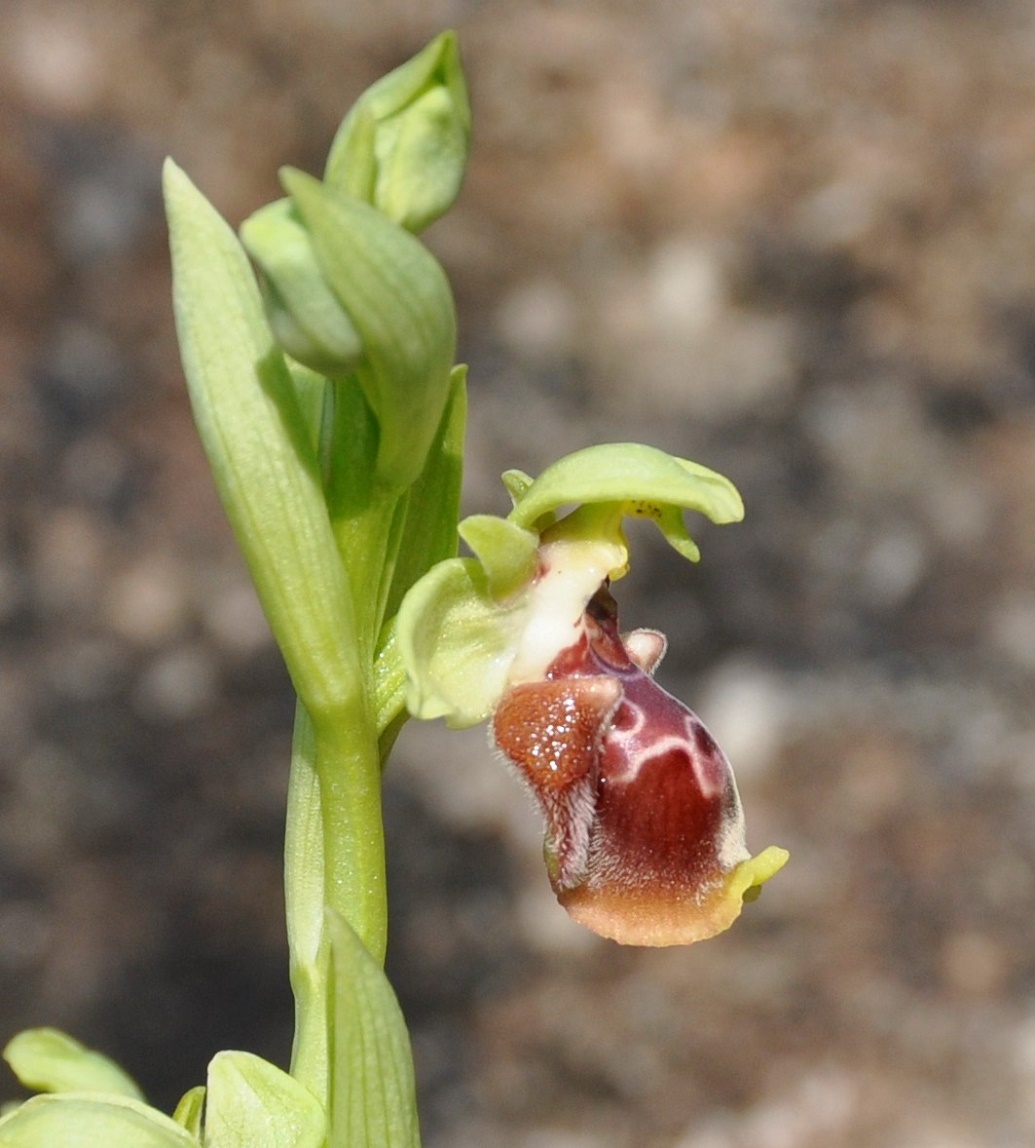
(325, 909, 420, 1148)
(397, 557, 526, 726)
(281, 168, 457, 491)
(171, 1087, 205, 1138)
(204, 1051, 326, 1148)
(240, 198, 363, 377)
(0, 1093, 198, 1147)
(164, 159, 359, 723)
(457, 515, 538, 600)
(324, 31, 471, 232)
(3, 1029, 143, 1101)
(508, 442, 744, 562)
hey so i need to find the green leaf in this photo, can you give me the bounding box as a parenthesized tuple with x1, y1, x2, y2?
(283, 702, 330, 1106)
(3, 1029, 143, 1101)
(324, 31, 471, 232)
(508, 442, 744, 562)
(325, 910, 420, 1148)
(204, 1051, 326, 1148)
(0, 1093, 198, 1148)
(281, 168, 457, 492)
(396, 557, 527, 727)
(164, 158, 360, 722)
(171, 1087, 205, 1138)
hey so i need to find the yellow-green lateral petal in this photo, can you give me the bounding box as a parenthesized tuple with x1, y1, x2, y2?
(458, 515, 539, 600)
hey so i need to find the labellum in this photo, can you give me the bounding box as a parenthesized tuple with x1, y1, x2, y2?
(493, 583, 785, 946)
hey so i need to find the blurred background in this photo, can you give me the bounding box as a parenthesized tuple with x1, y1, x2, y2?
(3, 1, 1035, 1144)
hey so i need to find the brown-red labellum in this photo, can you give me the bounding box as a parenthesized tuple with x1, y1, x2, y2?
(493, 585, 761, 945)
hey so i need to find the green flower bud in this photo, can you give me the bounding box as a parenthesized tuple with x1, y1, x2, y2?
(240, 198, 364, 377)
(240, 168, 458, 491)
(279, 168, 457, 491)
(324, 31, 471, 233)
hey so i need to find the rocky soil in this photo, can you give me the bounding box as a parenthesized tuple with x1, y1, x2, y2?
(2, 1, 1035, 1145)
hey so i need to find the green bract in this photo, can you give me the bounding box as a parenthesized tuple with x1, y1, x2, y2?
(165, 158, 359, 723)
(284, 169, 456, 493)
(398, 443, 744, 727)
(325, 910, 421, 1148)
(240, 198, 364, 377)
(324, 31, 471, 232)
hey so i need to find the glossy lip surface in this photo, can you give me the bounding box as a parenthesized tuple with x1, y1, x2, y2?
(494, 583, 784, 946)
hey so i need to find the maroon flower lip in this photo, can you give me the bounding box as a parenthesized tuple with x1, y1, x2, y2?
(493, 585, 782, 946)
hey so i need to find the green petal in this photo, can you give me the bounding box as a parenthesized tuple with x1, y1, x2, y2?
(508, 442, 744, 562)
(501, 467, 535, 505)
(4, 1029, 143, 1101)
(326, 910, 420, 1148)
(204, 1052, 326, 1148)
(457, 514, 538, 600)
(0, 1094, 198, 1148)
(397, 557, 527, 726)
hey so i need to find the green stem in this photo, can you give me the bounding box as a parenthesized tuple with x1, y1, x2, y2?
(285, 691, 388, 1103)
(311, 703, 387, 966)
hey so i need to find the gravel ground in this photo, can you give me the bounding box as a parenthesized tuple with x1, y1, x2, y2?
(3, 2, 1035, 1145)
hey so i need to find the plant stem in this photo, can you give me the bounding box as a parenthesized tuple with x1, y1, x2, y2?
(311, 703, 387, 966)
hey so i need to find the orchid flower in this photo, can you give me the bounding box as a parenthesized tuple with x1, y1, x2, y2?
(399, 443, 788, 946)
